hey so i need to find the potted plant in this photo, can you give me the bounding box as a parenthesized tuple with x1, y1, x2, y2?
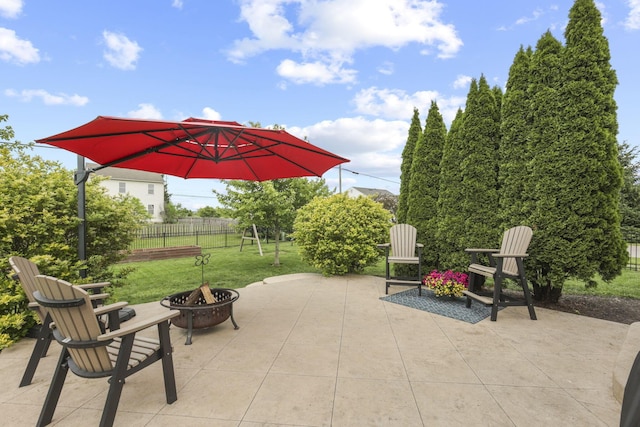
(422, 270, 469, 298)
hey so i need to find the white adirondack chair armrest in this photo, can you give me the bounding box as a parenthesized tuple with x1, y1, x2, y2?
(493, 253, 529, 258)
(88, 293, 109, 301)
(77, 282, 110, 290)
(416, 243, 424, 248)
(377, 243, 390, 248)
(93, 301, 128, 316)
(464, 248, 499, 253)
(97, 311, 180, 341)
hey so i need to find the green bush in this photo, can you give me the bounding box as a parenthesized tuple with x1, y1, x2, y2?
(0, 275, 35, 351)
(0, 118, 148, 349)
(293, 194, 392, 275)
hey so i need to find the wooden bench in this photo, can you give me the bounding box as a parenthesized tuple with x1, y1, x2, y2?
(121, 246, 202, 263)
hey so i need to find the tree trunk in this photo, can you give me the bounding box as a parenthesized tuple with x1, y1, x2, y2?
(273, 227, 281, 267)
(532, 280, 563, 303)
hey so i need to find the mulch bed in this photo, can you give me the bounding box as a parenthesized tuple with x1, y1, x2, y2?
(534, 294, 640, 325)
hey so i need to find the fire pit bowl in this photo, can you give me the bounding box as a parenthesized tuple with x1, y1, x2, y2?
(161, 288, 239, 345)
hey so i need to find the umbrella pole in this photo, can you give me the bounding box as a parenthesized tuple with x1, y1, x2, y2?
(74, 155, 88, 278)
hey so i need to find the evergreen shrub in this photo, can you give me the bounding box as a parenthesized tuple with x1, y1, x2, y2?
(293, 194, 392, 275)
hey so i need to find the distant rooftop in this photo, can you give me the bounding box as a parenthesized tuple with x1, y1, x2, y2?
(347, 187, 396, 197)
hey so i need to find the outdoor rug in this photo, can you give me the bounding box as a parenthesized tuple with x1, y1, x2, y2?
(380, 288, 502, 324)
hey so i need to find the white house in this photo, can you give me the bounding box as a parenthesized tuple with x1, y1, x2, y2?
(88, 163, 165, 222)
(344, 186, 395, 199)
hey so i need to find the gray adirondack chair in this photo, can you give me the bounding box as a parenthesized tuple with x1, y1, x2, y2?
(378, 224, 424, 295)
(463, 226, 537, 321)
(9, 256, 121, 387)
(32, 274, 180, 427)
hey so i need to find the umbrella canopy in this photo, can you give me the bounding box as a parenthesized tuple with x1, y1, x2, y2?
(36, 116, 349, 180)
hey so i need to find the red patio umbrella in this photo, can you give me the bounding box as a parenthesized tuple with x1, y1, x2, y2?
(36, 116, 349, 265)
(36, 116, 348, 181)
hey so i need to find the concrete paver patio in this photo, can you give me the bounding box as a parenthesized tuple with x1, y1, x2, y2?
(0, 274, 629, 426)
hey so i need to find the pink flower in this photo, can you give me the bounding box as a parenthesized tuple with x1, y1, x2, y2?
(422, 270, 468, 297)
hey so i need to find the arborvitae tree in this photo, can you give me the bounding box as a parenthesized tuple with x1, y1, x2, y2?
(460, 75, 501, 250)
(492, 86, 503, 119)
(530, 0, 627, 301)
(492, 84, 503, 173)
(563, 0, 626, 281)
(437, 108, 468, 270)
(396, 108, 422, 223)
(406, 101, 446, 271)
(526, 31, 566, 299)
(499, 46, 533, 229)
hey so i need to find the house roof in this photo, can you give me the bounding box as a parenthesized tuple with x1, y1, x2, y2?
(348, 187, 396, 197)
(87, 163, 164, 183)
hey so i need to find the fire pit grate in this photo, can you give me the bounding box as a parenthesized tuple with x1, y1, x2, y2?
(161, 288, 239, 345)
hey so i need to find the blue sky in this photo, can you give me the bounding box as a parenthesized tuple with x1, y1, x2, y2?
(2, 0, 639, 210)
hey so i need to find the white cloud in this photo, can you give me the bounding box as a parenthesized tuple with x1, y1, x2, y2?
(201, 107, 222, 120)
(515, 8, 543, 26)
(377, 61, 394, 76)
(352, 86, 465, 125)
(625, 0, 640, 30)
(102, 31, 142, 70)
(276, 58, 357, 85)
(5, 88, 88, 105)
(498, 7, 555, 31)
(0, 27, 39, 65)
(288, 116, 408, 178)
(127, 103, 163, 119)
(172, 0, 184, 10)
(227, 0, 462, 85)
(0, 0, 22, 18)
(453, 74, 472, 89)
(595, 2, 608, 25)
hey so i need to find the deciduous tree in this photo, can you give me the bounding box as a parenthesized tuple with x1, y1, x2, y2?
(215, 178, 331, 266)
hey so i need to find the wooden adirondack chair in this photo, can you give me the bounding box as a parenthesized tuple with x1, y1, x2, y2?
(463, 226, 537, 321)
(32, 274, 180, 427)
(9, 256, 122, 387)
(378, 224, 424, 295)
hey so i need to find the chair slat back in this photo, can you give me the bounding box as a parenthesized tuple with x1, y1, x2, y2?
(390, 224, 417, 258)
(499, 226, 533, 276)
(33, 275, 113, 373)
(9, 256, 47, 323)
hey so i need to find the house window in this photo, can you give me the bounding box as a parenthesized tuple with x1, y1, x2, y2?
(147, 204, 154, 215)
(148, 184, 154, 195)
(119, 182, 126, 193)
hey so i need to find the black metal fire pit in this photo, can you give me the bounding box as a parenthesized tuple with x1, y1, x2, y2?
(161, 288, 239, 345)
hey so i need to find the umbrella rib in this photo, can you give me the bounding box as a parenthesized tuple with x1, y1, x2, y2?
(97, 126, 221, 169)
(228, 130, 342, 177)
(214, 129, 262, 180)
(182, 131, 218, 178)
(96, 134, 187, 168)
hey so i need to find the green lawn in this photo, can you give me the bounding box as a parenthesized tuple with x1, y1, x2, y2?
(109, 243, 386, 304)
(562, 270, 640, 298)
(109, 243, 640, 305)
